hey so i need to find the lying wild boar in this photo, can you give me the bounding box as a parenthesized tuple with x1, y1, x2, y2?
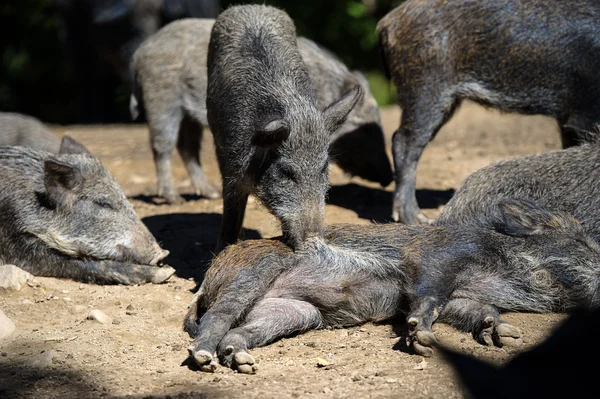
(207, 5, 362, 252)
(185, 199, 600, 373)
(377, 0, 600, 224)
(130, 17, 389, 205)
(435, 142, 600, 244)
(0, 136, 174, 284)
(0, 112, 60, 153)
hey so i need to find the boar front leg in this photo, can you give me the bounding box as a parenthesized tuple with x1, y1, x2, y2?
(176, 115, 221, 199)
(61, 260, 175, 285)
(439, 298, 522, 347)
(406, 296, 441, 356)
(215, 189, 249, 253)
(215, 298, 322, 374)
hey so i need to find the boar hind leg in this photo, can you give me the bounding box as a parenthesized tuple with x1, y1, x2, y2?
(177, 115, 221, 200)
(216, 298, 322, 374)
(406, 296, 441, 357)
(148, 108, 185, 205)
(440, 298, 522, 348)
(392, 94, 459, 224)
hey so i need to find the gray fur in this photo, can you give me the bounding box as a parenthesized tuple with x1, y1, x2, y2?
(206, 5, 363, 252)
(435, 142, 600, 244)
(0, 112, 60, 153)
(0, 136, 173, 284)
(130, 17, 387, 205)
(377, 0, 600, 224)
(185, 199, 600, 372)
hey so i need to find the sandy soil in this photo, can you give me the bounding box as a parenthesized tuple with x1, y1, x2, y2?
(0, 102, 567, 398)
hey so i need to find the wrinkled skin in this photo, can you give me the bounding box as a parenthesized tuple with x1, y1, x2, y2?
(206, 5, 363, 252)
(377, 0, 600, 224)
(0, 136, 173, 284)
(185, 199, 600, 373)
(130, 19, 390, 205)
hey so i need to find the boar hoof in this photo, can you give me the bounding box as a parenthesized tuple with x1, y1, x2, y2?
(151, 266, 176, 284)
(416, 213, 432, 225)
(493, 323, 522, 348)
(233, 351, 257, 374)
(478, 316, 496, 346)
(413, 330, 437, 357)
(164, 193, 185, 205)
(189, 348, 217, 372)
(201, 184, 222, 200)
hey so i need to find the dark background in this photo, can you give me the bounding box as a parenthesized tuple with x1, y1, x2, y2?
(0, 0, 403, 124)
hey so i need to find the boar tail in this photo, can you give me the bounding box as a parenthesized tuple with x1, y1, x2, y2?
(376, 23, 392, 80)
(183, 297, 201, 336)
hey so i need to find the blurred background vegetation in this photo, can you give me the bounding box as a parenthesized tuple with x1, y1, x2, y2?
(1, 0, 403, 124)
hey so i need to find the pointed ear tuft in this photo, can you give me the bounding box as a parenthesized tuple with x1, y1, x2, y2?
(494, 198, 578, 237)
(44, 157, 83, 209)
(252, 119, 291, 147)
(322, 85, 364, 134)
(59, 136, 91, 155)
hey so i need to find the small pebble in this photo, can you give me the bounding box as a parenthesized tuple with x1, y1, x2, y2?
(88, 309, 112, 324)
(30, 349, 56, 368)
(71, 305, 88, 315)
(0, 310, 16, 339)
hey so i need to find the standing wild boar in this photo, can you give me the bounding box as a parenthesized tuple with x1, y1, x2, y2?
(130, 18, 389, 205)
(0, 136, 174, 284)
(185, 199, 600, 373)
(434, 143, 600, 244)
(0, 112, 60, 153)
(377, 0, 600, 224)
(207, 5, 362, 251)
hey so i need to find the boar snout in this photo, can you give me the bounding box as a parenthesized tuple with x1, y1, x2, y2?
(284, 210, 324, 250)
(120, 223, 170, 266)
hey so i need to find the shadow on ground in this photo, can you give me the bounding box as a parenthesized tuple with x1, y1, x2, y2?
(142, 212, 261, 282)
(131, 194, 217, 205)
(327, 183, 455, 222)
(0, 356, 224, 399)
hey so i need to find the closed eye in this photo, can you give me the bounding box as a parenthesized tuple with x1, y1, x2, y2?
(279, 164, 299, 183)
(95, 200, 115, 210)
(321, 161, 329, 175)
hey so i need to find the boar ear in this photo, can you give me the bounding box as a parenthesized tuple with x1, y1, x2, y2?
(322, 85, 363, 134)
(59, 136, 91, 155)
(440, 347, 501, 398)
(495, 198, 563, 236)
(252, 119, 290, 147)
(44, 157, 83, 208)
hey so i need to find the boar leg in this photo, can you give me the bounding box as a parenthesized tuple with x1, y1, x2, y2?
(559, 111, 600, 148)
(177, 115, 221, 199)
(148, 107, 185, 205)
(59, 260, 175, 285)
(406, 296, 441, 357)
(439, 298, 522, 347)
(215, 190, 249, 253)
(216, 298, 322, 374)
(392, 96, 459, 224)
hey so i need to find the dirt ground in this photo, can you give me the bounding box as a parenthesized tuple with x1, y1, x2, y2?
(0, 102, 567, 398)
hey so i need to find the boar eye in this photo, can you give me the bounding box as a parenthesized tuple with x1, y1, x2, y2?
(279, 164, 299, 183)
(94, 199, 115, 210)
(321, 162, 329, 175)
